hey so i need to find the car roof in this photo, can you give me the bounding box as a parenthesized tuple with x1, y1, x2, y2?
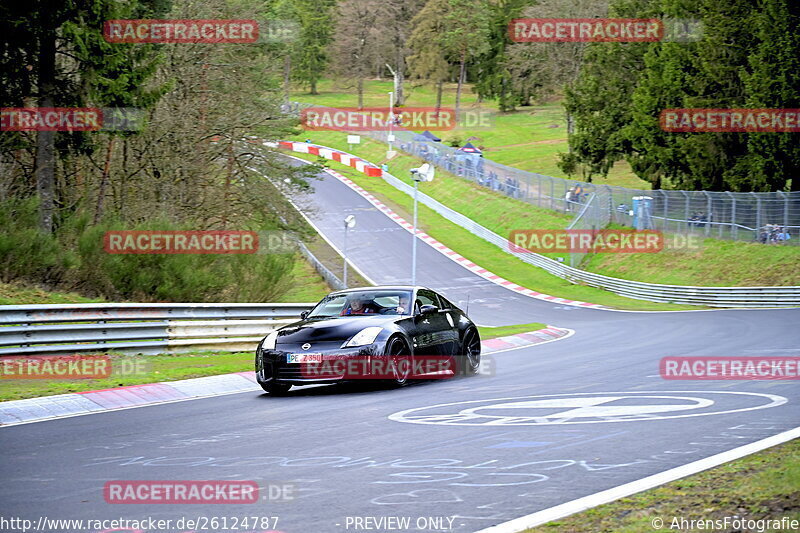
(330, 286, 429, 295)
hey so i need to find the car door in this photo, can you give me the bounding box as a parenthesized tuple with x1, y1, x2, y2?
(434, 293, 462, 355)
(412, 289, 455, 356)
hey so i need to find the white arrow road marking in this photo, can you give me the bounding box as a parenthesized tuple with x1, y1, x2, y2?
(459, 396, 714, 420)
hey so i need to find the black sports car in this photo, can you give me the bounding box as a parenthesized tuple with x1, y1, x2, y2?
(255, 286, 481, 394)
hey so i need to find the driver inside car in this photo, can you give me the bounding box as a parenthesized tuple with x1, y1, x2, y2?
(395, 294, 412, 315)
(340, 294, 379, 316)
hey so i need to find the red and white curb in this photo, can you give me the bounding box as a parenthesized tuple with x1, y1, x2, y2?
(481, 326, 573, 352)
(282, 143, 607, 310)
(277, 140, 383, 177)
(0, 328, 571, 427)
(0, 372, 261, 427)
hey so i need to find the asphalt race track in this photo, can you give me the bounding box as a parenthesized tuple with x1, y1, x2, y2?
(1, 162, 799, 533)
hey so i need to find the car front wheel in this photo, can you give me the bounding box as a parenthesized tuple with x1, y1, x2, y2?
(385, 337, 412, 387)
(463, 328, 481, 375)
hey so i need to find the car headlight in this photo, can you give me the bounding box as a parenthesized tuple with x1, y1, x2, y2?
(263, 330, 279, 350)
(343, 327, 383, 348)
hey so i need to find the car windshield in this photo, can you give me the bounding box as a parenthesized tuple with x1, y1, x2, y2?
(307, 290, 414, 318)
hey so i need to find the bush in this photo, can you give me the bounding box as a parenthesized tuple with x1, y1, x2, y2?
(74, 220, 296, 302)
(0, 199, 67, 284)
(0, 200, 297, 302)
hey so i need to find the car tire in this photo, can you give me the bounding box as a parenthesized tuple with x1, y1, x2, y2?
(260, 381, 292, 395)
(463, 328, 481, 375)
(385, 336, 412, 387)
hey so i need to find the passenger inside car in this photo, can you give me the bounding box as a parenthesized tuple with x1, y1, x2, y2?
(340, 294, 379, 315)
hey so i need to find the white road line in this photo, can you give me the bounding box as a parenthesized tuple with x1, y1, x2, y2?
(475, 425, 800, 533)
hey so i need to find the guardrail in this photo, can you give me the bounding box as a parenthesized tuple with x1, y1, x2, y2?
(0, 303, 313, 356)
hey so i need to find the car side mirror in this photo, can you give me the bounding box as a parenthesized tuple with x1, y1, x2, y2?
(300, 311, 309, 319)
(419, 304, 437, 315)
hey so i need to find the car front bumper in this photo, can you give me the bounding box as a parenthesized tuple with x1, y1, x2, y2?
(257, 345, 380, 385)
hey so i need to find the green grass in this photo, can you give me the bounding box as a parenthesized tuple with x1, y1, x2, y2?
(287, 150, 696, 311)
(304, 233, 372, 289)
(292, 78, 650, 190)
(0, 323, 551, 401)
(0, 351, 255, 402)
(294, 78, 483, 110)
(0, 282, 106, 305)
(528, 438, 800, 533)
(585, 236, 800, 286)
(478, 322, 547, 339)
(280, 254, 334, 301)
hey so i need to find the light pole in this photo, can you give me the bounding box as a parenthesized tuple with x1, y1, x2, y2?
(388, 91, 394, 155)
(409, 164, 434, 286)
(343, 215, 356, 287)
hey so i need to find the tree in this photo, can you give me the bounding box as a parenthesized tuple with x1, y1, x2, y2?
(330, 0, 381, 108)
(557, 0, 664, 185)
(472, 0, 534, 112)
(290, 0, 336, 95)
(504, 0, 607, 107)
(626, 0, 760, 191)
(0, 0, 168, 232)
(407, 3, 452, 114)
(409, 0, 490, 121)
(376, 0, 426, 106)
(741, 0, 800, 191)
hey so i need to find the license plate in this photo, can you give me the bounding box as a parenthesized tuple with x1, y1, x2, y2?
(287, 353, 323, 364)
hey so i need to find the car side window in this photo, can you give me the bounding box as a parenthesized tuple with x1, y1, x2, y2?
(416, 290, 440, 309)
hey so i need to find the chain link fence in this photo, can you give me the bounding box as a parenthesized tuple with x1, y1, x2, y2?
(381, 128, 800, 245)
(566, 188, 613, 267)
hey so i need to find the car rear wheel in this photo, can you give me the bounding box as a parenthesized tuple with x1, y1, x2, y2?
(463, 328, 481, 375)
(385, 337, 411, 387)
(260, 381, 292, 395)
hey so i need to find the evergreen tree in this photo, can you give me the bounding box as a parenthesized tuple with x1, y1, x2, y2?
(290, 0, 336, 95)
(472, 0, 533, 112)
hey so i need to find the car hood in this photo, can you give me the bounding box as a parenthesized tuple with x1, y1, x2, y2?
(275, 315, 397, 345)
